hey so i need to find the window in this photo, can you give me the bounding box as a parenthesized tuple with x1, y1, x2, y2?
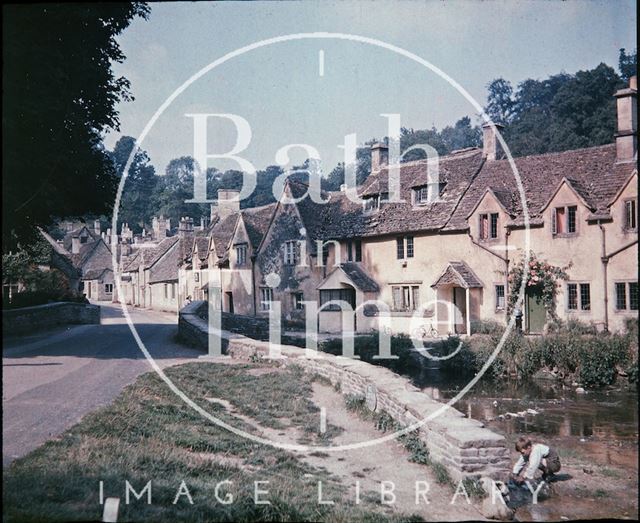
(567, 283, 590, 311)
(164, 283, 168, 299)
(480, 213, 499, 240)
(624, 199, 637, 230)
(260, 287, 273, 311)
(292, 292, 304, 310)
(284, 241, 297, 265)
(416, 186, 429, 204)
(104, 283, 113, 294)
(346, 240, 362, 262)
(80, 235, 88, 244)
(391, 285, 420, 311)
(194, 272, 200, 282)
(171, 284, 175, 300)
(396, 236, 414, 259)
(553, 205, 578, 235)
(354, 240, 362, 262)
(235, 243, 247, 266)
(320, 288, 356, 311)
(479, 214, 489, 239)
(615, 282, 639, 311)
(490, 213, 499, 238)
(495, 284, 505, 310)
(363, 195, 380, 212)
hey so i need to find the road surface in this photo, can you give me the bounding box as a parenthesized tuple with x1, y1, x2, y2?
(2, 302, 202, 466)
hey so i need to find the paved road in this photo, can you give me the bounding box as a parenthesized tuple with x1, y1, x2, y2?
(2, 302, 203, 466)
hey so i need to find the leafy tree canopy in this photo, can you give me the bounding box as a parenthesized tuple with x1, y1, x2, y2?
(3, 3, 149, 251)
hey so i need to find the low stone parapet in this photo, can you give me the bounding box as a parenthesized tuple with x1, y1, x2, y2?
(2, 302, 100, 335)
(178, 304, 511, 482)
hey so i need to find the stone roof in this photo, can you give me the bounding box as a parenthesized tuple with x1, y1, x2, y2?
(445, 143, 635, 230)
(148, 241, 181, 284)
(432, 261, 483, 288)
(242, 203, 277, 250)
(193, 236, 209, 261)
(339, 262, 380, 292)
(209, 213, 239, 262)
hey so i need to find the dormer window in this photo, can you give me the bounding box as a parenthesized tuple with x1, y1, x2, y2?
(479, 213, 499, 240)
(363, 195, 380, 212)
(80, 234, 88, 244)
(624, 198, 637, 230)
(235, 243, 247, 266)
(552, 205, 578, 236)
(414, 183, 445, 205)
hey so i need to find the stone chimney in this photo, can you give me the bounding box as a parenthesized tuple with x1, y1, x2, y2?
(179, 217, 194, 238)
(482, 123, 505, 161)
(152, 216, 167, 241)
(71, 236, 80, 254)
(216, 189, 240, 220)
(614, 75, 637, 163)
(370, 142, 389, 172)
(94, 219, 101, 235)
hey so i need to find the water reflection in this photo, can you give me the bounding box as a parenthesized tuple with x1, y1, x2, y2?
(412, 370, 638, 440)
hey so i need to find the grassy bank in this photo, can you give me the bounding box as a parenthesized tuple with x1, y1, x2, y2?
(3, 363, 419, 522)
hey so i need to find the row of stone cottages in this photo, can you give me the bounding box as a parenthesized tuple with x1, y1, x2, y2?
(114, 77, 637, 335)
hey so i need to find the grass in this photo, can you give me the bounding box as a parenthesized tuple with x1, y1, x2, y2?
(343, 394, 452, 486)
(3, 362, 419, 523)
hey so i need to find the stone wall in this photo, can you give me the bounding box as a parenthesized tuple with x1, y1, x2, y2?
(3, 302, 100, 335)
(179, 303, 510, 481)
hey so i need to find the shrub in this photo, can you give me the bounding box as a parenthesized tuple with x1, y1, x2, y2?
(470, 319, 505, 335)
(578, 336, 629, 388)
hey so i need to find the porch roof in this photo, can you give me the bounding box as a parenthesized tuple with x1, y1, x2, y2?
(431, 261, 483, 289)
(319, 262, 380, 293)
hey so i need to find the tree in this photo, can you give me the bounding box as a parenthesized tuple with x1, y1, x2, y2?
(619, 48, 638, 83)
(110, 136, 157, 233)
(2, 3, 149, 251)
(485, 78, 516, 124)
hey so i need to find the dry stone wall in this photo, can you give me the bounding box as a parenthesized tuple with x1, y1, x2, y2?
(3, 302, 100, 335)
(179, 302, 511, 482)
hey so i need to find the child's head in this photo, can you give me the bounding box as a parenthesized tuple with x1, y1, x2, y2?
(515, 437, 533, 457)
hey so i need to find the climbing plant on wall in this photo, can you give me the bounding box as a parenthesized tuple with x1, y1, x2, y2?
(507, 252, 570, 319)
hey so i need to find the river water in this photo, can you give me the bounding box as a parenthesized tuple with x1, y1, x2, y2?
(409, 368, 638, 520)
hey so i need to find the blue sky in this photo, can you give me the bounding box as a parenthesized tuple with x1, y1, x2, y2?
(105, 0, 637, 175)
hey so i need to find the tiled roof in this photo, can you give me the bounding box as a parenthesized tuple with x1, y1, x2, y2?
(193, 236, 209, 261)
(209, 214, 239, 261)
(432, 261, 483, 288)
(445, 143, 635, 230)
(242, 203, 277, 249)
(340, 262, 380, 292)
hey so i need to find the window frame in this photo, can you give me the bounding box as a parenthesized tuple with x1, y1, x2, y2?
(235, 243, 248, 266)
(292, 292, 305, 310)
(363, 194, 380, 213)
(495, 284, 505, 311)
(567, 282, 591, 312)
(396, 236, 414, 260)
(614, 281, 639, 311)
(283, 240, 297, 265)
(319, 288, 356, 311)
(391, 284, 420, 312)
(259, 287, 273, 311)
(104, 283, 113, 294)
(623, 198, 637, 231)
(552, 205, 579, 237)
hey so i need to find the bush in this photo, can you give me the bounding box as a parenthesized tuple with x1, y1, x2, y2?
(470, 319, 505, 335)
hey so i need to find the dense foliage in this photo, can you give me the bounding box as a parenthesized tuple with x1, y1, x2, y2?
(483, 50, 637, 157)
(3, 3, 149, 251)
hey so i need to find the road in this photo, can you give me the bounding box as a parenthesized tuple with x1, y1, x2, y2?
(2, 302, 203, 466)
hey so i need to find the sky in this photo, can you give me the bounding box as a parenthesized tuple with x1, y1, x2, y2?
(105, 0, 637, 176)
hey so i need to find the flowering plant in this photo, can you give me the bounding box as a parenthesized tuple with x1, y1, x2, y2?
(507, 252, 570, 319)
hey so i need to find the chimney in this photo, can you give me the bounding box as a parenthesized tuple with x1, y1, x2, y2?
(179, 217, 194, 238)
(152, 216, 166, 240)
(482, 123, 505, 161)
(216, 189, 240, 220)
(614, 75, 637, 163)
(370, 142, 389, 172)
(94, 219, 101, 235)
(71, 236, 80, 254)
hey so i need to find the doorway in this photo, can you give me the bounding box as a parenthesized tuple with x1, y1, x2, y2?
(225, 291, 234, 314)
(525, 288, 546, 334)
(452, 286, 467, 334)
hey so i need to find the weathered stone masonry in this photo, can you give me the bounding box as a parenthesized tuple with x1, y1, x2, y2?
(3, 302, 100, 335)
(179, 302, 510, 481)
